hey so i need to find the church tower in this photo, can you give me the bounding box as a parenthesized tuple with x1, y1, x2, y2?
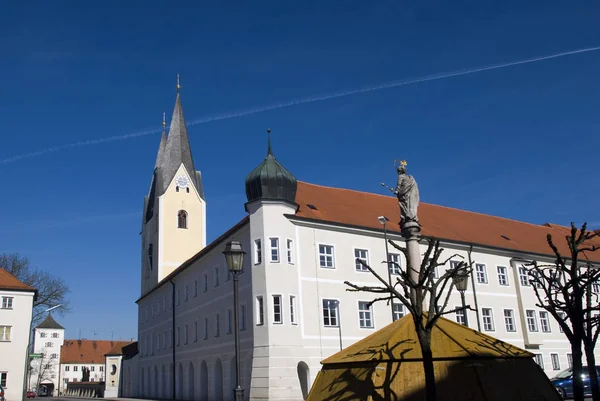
(141, 79, 206, 295)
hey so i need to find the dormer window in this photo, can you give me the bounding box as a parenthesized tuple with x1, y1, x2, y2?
(177, 210, 188, 229)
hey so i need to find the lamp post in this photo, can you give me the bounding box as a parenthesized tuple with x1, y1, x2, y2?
(452, 269, 469, 326)
(378, 216, 395, 321)
(223, 240, 246, 401)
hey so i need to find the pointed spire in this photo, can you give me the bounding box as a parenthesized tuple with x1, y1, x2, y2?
(160, 80, 199, 196)
(267, 128, 273, 156)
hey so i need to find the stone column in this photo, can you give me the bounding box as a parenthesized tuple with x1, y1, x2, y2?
(401, 221, 422, 304)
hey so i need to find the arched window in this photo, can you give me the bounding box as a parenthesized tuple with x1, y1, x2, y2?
(177, 210, 188, 229)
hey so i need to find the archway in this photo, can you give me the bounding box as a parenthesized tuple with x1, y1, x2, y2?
(178, 363, 184, 400)
(161, 365, 166, 399)
(297, 361, 310, 400)
(188, 362, 195, 400)
(214, 358, 223, 400)
(200, 360, 208, 401)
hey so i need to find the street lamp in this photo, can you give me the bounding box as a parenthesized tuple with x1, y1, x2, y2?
(378, 216, 395, 321)
(223, 240, 246, 401)
(452, 269, 469, 326)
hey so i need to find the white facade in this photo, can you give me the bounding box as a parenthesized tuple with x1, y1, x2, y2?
(0, 287, 35, 401)
(59, 362, 105, 393)
(126, 195, 600, 401)
(30, 323, 64, 395)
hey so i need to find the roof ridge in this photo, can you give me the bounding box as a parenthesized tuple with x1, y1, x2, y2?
(297, 181, 565, 231)
(0, 267, 35, 290)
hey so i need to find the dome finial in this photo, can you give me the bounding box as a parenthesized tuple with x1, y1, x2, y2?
(176, 73, 181, 92)
(267, 128, 272, 155)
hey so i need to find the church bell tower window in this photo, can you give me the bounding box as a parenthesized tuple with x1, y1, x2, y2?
(177, 210, 188, 229)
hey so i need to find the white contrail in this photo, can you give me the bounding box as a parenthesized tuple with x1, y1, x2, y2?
(2, 45, 598, 165)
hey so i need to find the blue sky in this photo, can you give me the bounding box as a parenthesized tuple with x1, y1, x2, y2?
(1, 1, 598, 341)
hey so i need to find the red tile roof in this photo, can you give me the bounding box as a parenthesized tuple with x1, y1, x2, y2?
(292, 181, 600, 261)
(61, 340, 123, 364)
(0, 267, 36, 292)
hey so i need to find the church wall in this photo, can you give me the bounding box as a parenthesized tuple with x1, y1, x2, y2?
(137, 222, 255, 401)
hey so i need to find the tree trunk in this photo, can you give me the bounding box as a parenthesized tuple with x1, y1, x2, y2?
(417, 328, 437, 401)
(585, 342, 600, 401)
(572, 336, 585, 401)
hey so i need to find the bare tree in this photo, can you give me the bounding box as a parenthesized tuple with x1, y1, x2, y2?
(0, 253, 71, 325)
(30, 352, 57, 395)
(344, 237, 472, 401)
(523, 223, 600, 401)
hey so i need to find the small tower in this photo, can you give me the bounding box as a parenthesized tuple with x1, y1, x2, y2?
(141, 78, 207, 295)
(31, 314, 65, 395)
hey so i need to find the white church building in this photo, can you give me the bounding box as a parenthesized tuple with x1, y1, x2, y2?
(119, 87, 600, 401)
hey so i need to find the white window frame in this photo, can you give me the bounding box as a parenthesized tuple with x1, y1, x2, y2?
(475, 263, 488, 284)
(455, 306, 466, 326)
(502, 309, 516, 332)
(534, 354, 544, 369)
(354, 248, 370, 272)
(256, 296, 265, 326)
(0, 326, 11, 341)
(539, 311, 551, 333)
(290, 295, 297, 325)
(526, 310, 538, 332)
(497, 266, 509, 286)
(389, 253, 401, 275)
(551, 353, 560, 370)
(272, 294, 283, 324)
(481, 308, 494, 331)
(318, 244, 335, 268)
(1, 297, 13, 309)
(322, 299, 339, 327)
(254, 239, 263, 265)
(269, 237, 280, 263)
(518, 266, 530, 287)
(287, 239, 294, 264)
(358, 301, 374, 329)
(393, 303, 405, 321)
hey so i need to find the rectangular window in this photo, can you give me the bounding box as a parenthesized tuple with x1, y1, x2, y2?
(1, 297, 13, 309)
(254, 239, 262, 264)
(319, 245, 335, 268)
(40, 332, 47, 338)
(176, 327, 180, 346)
(534, 354, 544, 369)
(455, 307, 466, 326)
(270, 238, 280, 262)
(481, 308, 494, 331)
(558, 312, 566, 333)
(358, 301, 374, 328)
(240, 304, 247, 331)
(540, 311, 551, 333)
(526, 310, 538, 332)
(194, 280, 198, 297)
(256, 296, 265, 325)
(567, 353, 573, 368)
(51, 332, 59, 338)
(184, 324, 188, 344)
(65, 366, 70, 371)
(593, 282, 600, 293)
(45, 342, 53, 347)
(519, 266, 530, 286)
(215, 314, 220, 337)
(504, 309, 516, 332)
(214, 266, 220, 287)
(497, 266, 509, 286)
(203, 318, 208, 340)
(290, 296, 297, 324)
(389, 253, 401, 275)
(227, 309, 232, 334)
(322, 299, 339, 327)
(551, 353, 560, 370)
(203, 273, 208, 292)
(184, 285, 188, 301)
(393, 303, 405, 321)
(287, 239, 294, 263)
(355, 249, 369, 271)
(475, 264, 488, 284)
(1, 372, 7, 387)
(51, 353, 58, 359)
(74, 366, 78, 371)
(273, 295, 282, 323)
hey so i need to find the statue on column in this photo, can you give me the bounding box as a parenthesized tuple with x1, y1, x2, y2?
(382, 160, 420, 229)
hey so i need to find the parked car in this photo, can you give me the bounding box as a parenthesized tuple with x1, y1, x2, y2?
(551, 365, 600, 398)
(26, 391, 36, 398)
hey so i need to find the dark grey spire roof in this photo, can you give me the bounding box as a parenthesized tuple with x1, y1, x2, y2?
(155, 130, 166, 169)
(36, 313, 64, 330)
(159, 93, 201, 197)
(245, 131, 297, 206)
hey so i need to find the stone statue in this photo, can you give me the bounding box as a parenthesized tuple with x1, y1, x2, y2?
(382, 160, 420, 227)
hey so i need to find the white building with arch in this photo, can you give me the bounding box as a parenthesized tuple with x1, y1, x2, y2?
(120, 87, 600, 401)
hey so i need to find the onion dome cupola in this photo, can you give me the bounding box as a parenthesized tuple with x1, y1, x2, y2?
(245, 129, 298, 208)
